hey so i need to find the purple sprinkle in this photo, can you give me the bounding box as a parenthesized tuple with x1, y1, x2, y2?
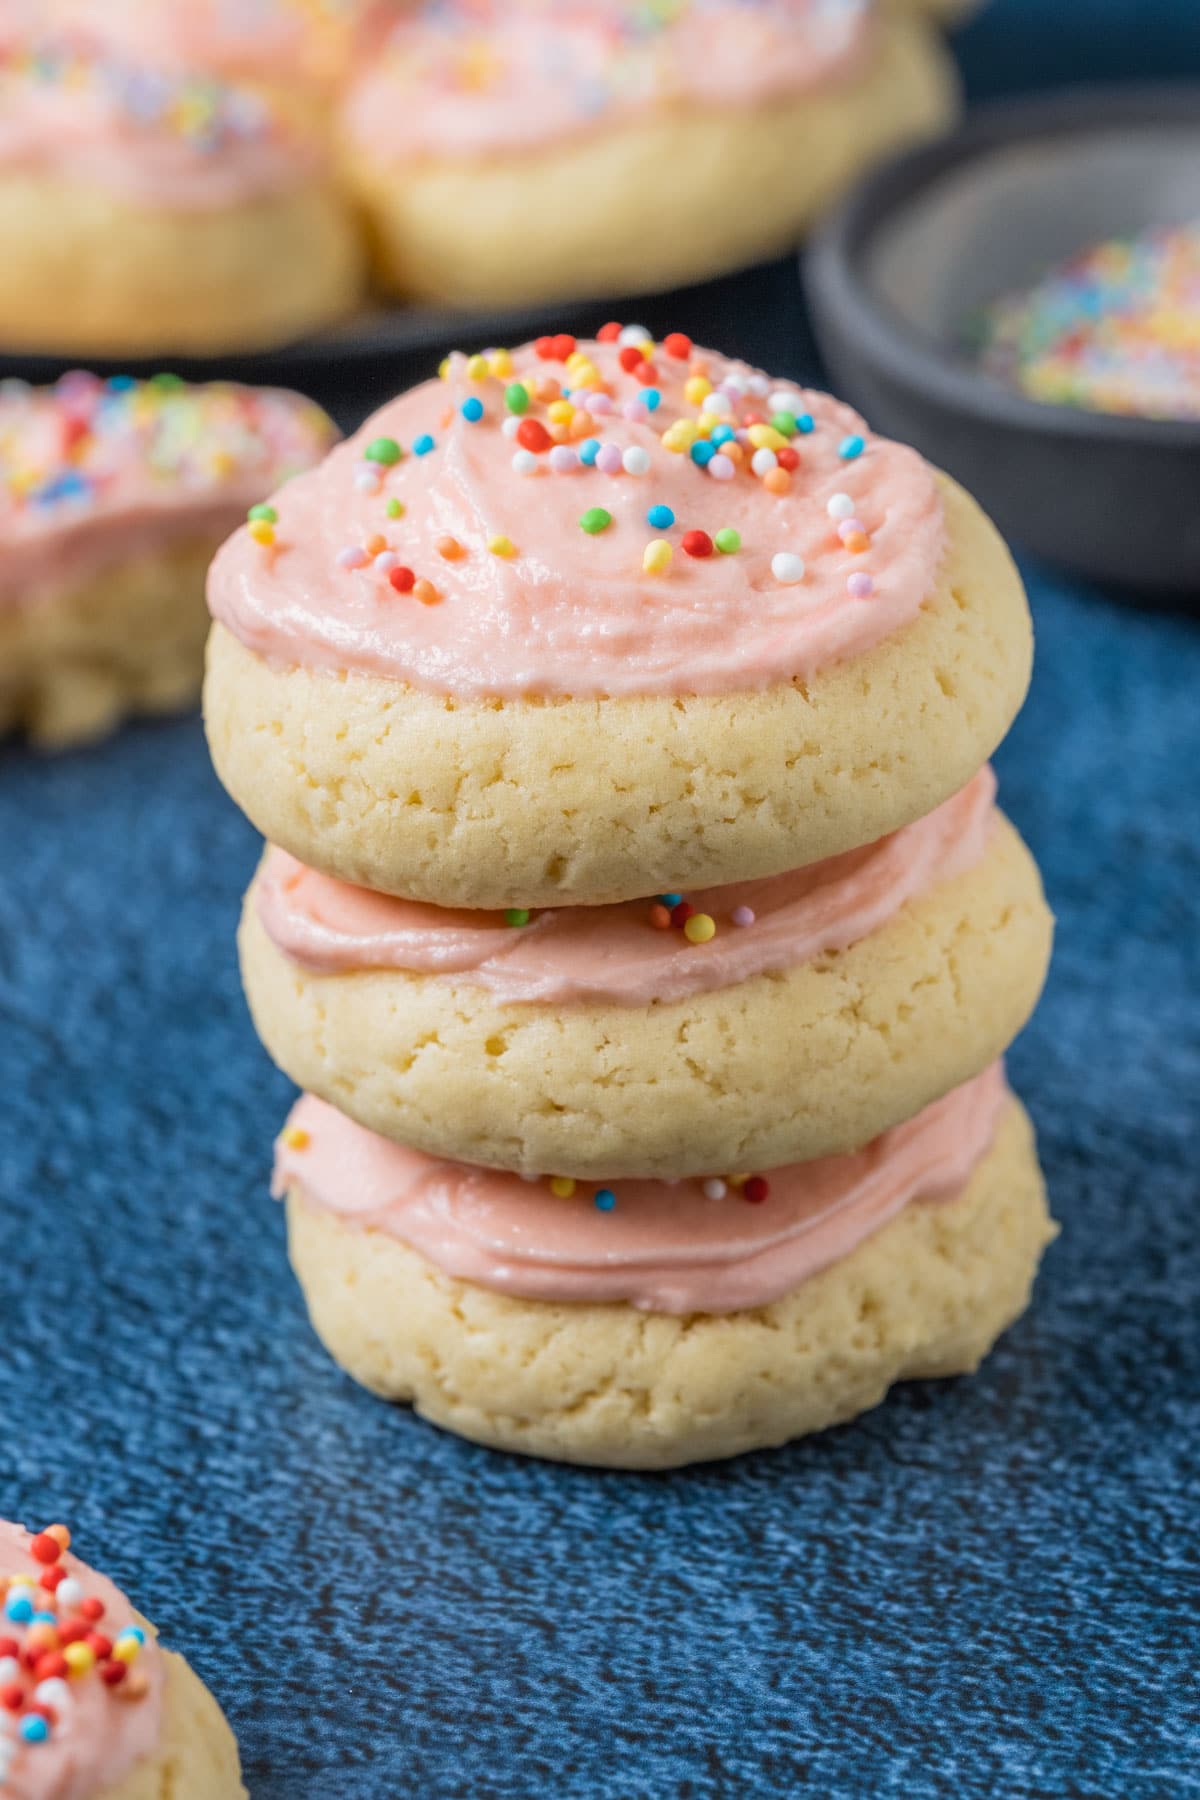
(375, 552, 398, 576)
(596, 443, 624, 475)
(549, 445, 579, 472)
(731, 906, 756, 928)
(589, 393, 615, 415)
(847, 573, 874, 599)
(708, 454, 736, 481)
(336, 546, 369, 571)
(622, 397, 646, 419)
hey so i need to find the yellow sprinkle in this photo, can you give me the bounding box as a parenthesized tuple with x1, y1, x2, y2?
(466, 354, 490, 382)
(64, 1644, 96, 1678)
(111, 1638, 141, 1667)
(684, 376, 712, 406)
(696, 413, 721, 437)
(489, 348, 513, 377)
(662, 420, 700, 453)
(248, 520, 275, 547)
(727, 1173, 749, 1190)
(547, 400, 575, 425)
(489, 535, 517, 559)
(643, 539, 673, 575)
(549, 1177, 577, 1199)
(641, 341, 656, 360)
(282, 1127, 311, 1151)
(684, 913, 717, 944)
(748, 424, 789, 451)
(565, 351, 591, 372)
(570, 363, 602, 389)
(438, 357, 452, 380)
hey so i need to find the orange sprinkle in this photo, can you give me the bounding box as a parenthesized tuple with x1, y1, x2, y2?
(764, 467, 791, 496)
(414, 578, 441, 605)
(844, 531, 870, 554)
(364, 534, 387, 557)
(282, 1126, 311, 1151)
(437, 535, 465, 560)
(649, 904, 672, 930)
(569, 411, 595, 440)
(721, 441, 745, 466)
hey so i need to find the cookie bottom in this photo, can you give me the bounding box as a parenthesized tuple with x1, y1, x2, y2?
(0, 175, 362, 356)
(0, 541, 218, 747)
(347, 14, 956, 306)
(102, 1647, 245, 1800)
(287, 1098, 1054, 1469)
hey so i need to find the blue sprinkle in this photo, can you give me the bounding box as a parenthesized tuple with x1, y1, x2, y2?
(460, 397, 484, 423)
(646, 504, 675, 530)
(658, 893, 682, 907)
(579, 438, 601, 466)
(118, 1627, 147, 1645)
(413, 434, 436, 456)
(5, 1594, 33, 1624)
(19, 1716, 49, 1745)
(839, 434, 865, 460)
(31, 1612, 56, 1626)
(594, 1188, 617, 1212)
(710, 424, 735, 446)
(642, 388, 661, 412)
(690, 441, 716, 467)
(796, 413, 815, 434)
(106, 374, 137, 391)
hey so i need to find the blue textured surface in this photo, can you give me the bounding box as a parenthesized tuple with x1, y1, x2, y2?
(2, 5, 1200, 1795)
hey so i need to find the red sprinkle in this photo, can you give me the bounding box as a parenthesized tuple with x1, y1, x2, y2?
(670, 902, 695, 929)
(597, 321, 622, 342)
(0, 1639, 18, 1660)
(682, 530, 714, 559)
(29, 1533, 61, 1566)
(0, 1685, 23, 1713)
(58, 1619, 90, 1646)
(551, 334, 576, 361)
(516, 418, 553, 454)
(79, 1598, 105, 1623)
(26, 1703, 56, 1725)
(34, 1652, 68, 1683)
(40, 1566, 67, 1593)
(86, 1633, 113, 1660)
(634, 361, 659, 387)
(743, 1176, 770, 1204)
(617, 346, 644, 374)
(388, 566, 416, 594)
(534, 336, 555, 360)
(663, 333, 692, 361)
(100, 1660, 127, 1687)
(777, 446, 801, 471)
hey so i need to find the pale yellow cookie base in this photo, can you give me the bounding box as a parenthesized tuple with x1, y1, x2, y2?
(287, 1098, 1054, 1469)
(344, 15, 957, 305)
(885, 0, 980, 24)
(0, 541, 219, 748)
(0, 175, 363, 356)
(99, 1647, 245, 1800)
(205, 472, 1033, 909)
(242, 816, 1052, 1177)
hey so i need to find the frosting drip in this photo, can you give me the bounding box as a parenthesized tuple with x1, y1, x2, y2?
(207, 335, 945, 699)
(257, 767, 996, 1003)
(345, 0, 874, 161)
(0, 373, 336, 612)
(275, 1064, 1010, 1313)
(0, 1523, 164, 1800)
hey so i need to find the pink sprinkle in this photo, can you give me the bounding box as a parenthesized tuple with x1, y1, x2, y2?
(337, 546, 369, 570)
(847, 573, 874, 598)
(622, 398, 646, 419)
(549, 445, 579, 472)
(596, 443, 623, 474)
(708, 454, 736, 481)
(731, 906, 756, 928)
(589, 393, 615, 415)
(838, 519, 866, 542)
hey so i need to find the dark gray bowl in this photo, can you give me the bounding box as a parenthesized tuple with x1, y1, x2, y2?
(806, 87, 1200, 595)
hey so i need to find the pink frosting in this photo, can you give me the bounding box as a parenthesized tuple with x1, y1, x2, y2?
(0, 1522, 165, 1800)
(257, 767, 996, 1003)
(276, 1064, 1009, 1313)
(41, 0, 375, 86)
(207, 336, 945, 699)
(0, 375, 337, 614)
(0, 40, 322, 207)
(344, 0, 873, 161)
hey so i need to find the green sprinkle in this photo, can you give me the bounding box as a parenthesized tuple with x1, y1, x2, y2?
(365, 436, 403, 465)
(247, 504, 278, 524)
(505, 383, 530, 415)
(150, 371, 185, 391)
(714, 527, 741, 555)
(386, 498, 404, 519)
(579, 508, 613, 536)
(505, 908, 531, 928)
(770, 411, 798, 438)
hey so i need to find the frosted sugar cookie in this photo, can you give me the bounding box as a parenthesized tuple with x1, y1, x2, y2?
(206, 331, 1033, 908)
(277, 1067, 1056, 1468)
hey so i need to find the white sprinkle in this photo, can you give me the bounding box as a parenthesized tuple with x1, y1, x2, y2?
(622, 446, 651, 476)
(354, 468, 382, 495)
(618, 323, 652, 347)
(772, 552, 806, 585)
(702, 1178, 728, 1201)
(708, 453, 736, 481)
(0, 1659, 19, 1685)
(769, 389, 804, 415)
(374, 552, 398, 576)
(512, 449, 539, 475)
(501, 415, 522, 440)
(827, 492, 856, 520)
(751, 447, 778, 476)
(56, 1579, 83, 1611)
(33, 1679, 71, 1711)
(748, 374, 771, 396)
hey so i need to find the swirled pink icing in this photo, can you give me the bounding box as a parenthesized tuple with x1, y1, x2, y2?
(42, 0, 376, 87)
(275, 1064, 1009, 1313)
(207, 335, 946, 698)
(257, 767, 996, 1003)
(344, 0, 874, 161)
(0, 373, 336, 614)
(0, 1522, 165, 1799)
(0, 40, 322, 207)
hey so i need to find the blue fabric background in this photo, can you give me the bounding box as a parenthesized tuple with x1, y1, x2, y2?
(1, 5, 1198, 1795)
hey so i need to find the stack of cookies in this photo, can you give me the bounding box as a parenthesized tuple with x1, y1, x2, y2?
(204, 327, 1054, 1470)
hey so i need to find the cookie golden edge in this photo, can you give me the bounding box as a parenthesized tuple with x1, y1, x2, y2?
(205, 472, 1033, 909)
(286, 1097, 1055, 1470)
(342, 13, 958, 306)
(241, 814, 1053, 1178)
(0, 175, 363, 357)
(99, 1646, 245, 1800)
(1, 540, 219, 748)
